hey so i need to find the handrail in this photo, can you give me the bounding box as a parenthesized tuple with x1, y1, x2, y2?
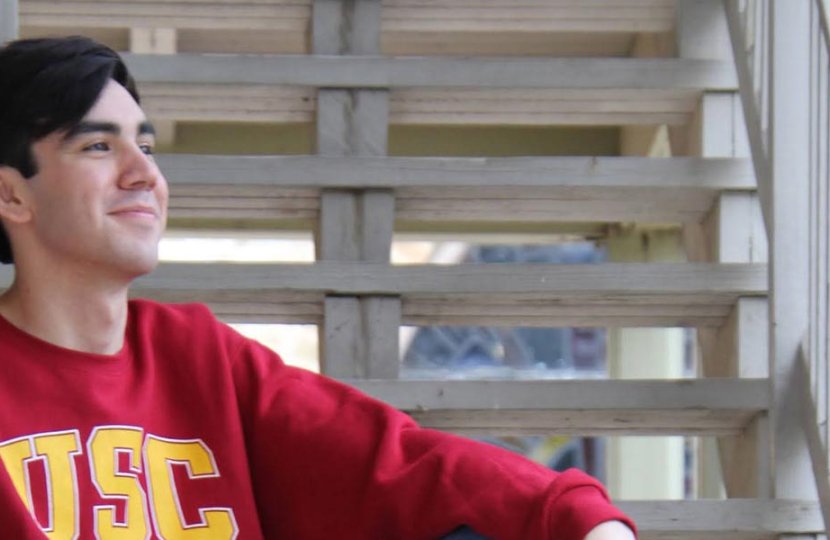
(724, 0, 773, 235)
(805, 1, 830, 517)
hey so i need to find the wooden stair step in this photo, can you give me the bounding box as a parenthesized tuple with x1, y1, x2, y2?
(1, 263, 764, 327)
(622, 499, 822, 539)
(19, 0, 674, 34)
(141, 85, 700, 126)
(130, 262, 764, 327)
(123, 55, 735, 90)
(159, 155, 755, 226)
(347, 379, 767, 436)
(20, 0, 675, 56)
(118, 54, 735, 126)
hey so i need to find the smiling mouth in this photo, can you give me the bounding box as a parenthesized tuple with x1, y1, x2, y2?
(109, 207, 159, 220)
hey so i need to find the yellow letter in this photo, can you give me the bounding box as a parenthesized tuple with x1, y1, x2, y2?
(32, 430, 82, 540)
(0, 437, 35, 511)
(88, 427, 149, 540)
(145, 436, 236, 539)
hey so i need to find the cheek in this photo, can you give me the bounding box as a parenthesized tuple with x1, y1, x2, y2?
(156, 177, 170, 210)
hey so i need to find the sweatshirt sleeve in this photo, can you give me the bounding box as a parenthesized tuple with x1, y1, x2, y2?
(230, 336, 636, 540)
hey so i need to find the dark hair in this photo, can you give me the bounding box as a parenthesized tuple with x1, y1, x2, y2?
(0, 35, 139, 264)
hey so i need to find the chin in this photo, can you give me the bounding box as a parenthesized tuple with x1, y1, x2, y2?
(111, 248, 161, 280)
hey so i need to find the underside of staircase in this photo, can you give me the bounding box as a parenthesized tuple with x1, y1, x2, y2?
(1, 1, 828, 538)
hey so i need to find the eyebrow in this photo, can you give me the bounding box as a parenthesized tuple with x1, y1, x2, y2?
(62, 120, 156, 143)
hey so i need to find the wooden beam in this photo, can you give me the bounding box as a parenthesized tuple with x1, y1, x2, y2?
(88, 262, 766, 327)
(139, 85, 700, 126)
(410, 410, 756, 437)
(349, 378, 767, 411)
(313, 0, 399, 380)
(122, 54, 738, 90)
(19, 1, 676, 35)
(344, 378, 766, 436)
(769, 0, 817, 501)
(129, 27, 177, 149)
(620, 499, 822, 539)
(156, 155, 755, 189)
(125, 262, 767, 297)
(159, 155, 755, 227)
(797, 347, 830, 536)
(723, 0, 773, 236)
(0, 264, 757, 325)
(679, 9, 773, 498)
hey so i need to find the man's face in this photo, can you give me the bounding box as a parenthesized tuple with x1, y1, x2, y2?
(24, 79, 168, 278)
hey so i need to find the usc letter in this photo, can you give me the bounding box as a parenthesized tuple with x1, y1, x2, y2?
(145, 436, 237, 539)
(88, 427, 150, 539)
(0, 431, 82, 540)
(0, 429, 237, 539)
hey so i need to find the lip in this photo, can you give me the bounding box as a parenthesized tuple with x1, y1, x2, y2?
(109, 205, 159, 218)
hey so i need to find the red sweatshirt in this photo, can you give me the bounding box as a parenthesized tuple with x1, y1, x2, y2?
(0, 299, 634, 539)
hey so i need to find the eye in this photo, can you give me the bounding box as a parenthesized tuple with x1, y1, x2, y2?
(83, 141, 110, 152)
(139, 143, 155, 156)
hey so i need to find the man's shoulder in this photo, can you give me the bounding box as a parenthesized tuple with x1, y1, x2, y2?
(128, 298, 222, 331)
(126, 298, 247, 358)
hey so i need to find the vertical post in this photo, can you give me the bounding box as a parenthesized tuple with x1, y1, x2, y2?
(313, 0, 400, 379)
(129, 28, 178, 149)
(689, 92, 771, 499)
(678, 0, 771, 499)
(609, 28, 689, 497)
(0, 0, 19, 43)
(769, 0, 817, 504)
(605, 228, 686, 500)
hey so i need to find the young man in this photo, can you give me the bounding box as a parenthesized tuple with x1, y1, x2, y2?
(0, 36, 637, 540)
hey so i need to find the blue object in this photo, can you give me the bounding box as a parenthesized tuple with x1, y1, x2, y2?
(441, 526, 490, 539)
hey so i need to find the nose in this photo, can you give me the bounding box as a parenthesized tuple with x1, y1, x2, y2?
(118, 144, 161, 191)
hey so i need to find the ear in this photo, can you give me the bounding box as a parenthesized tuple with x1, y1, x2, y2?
(0, 165, 33, 225)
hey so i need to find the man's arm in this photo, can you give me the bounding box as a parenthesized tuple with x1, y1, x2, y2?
(229, 330, 637, 540)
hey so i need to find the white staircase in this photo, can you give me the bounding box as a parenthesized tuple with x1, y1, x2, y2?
(1, 0, 827, 538)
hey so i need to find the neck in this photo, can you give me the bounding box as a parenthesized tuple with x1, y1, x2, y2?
(0, 262, 131, 355)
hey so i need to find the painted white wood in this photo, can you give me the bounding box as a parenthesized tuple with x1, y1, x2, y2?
(677, 0, 734, 63)
(798, 346, 830, 536)
(313, 0, 398, 380)
(681, 15, 771, 492)
(166, 190, 716, 225)
(17, 0, 673, 59)
(362, 296, 400, 379)
(126, 262, 767, 297)
(155, 155, 755, 189)
(122, 54, 738, 90)
(723, 0, 773, 235)
(346, 379, 766, 435)
(604, 226, 686, 501)
(0, 0, 18, 42)
(140, 85, 701, 126)
(129, 27, 177, 148)
(18, 0, 675, 33)
(320, 296, 360, 377)
(710, 192, 769, 264)
(0, 264, 769, 326)
(770, 0, 818, 501)
(317, 191, 360, 261)
(619, 499, 822, 538)
(349, 378, 768, 411)
(317, 91, 389, 156)
(129, 27, 176, 55)
(159, 155, 755, 226)
(58, 262, 763, 326)
(410, 410, 758, 437)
